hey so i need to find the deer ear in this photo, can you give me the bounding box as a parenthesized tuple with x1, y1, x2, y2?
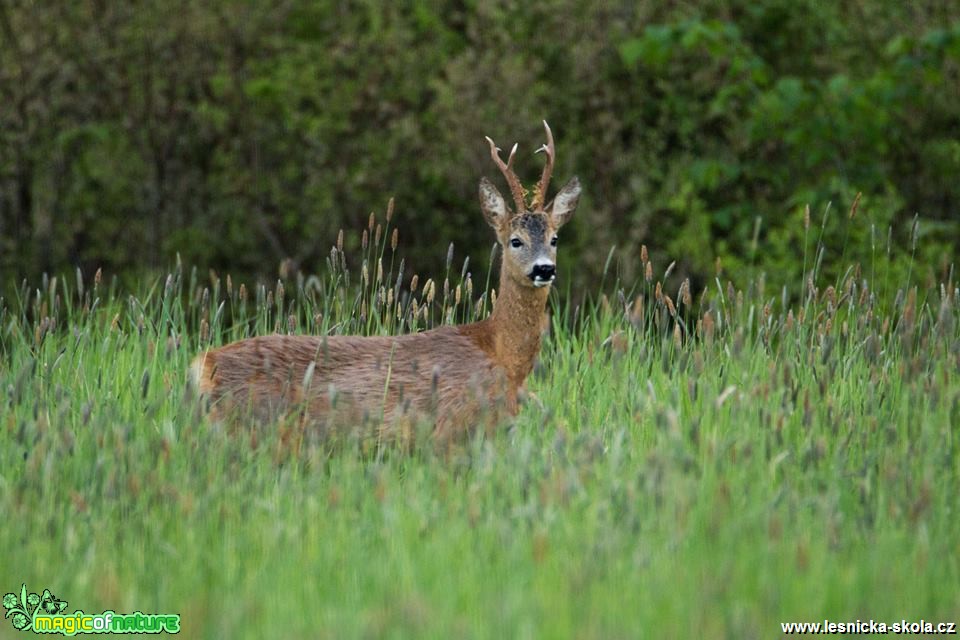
(549, 176, 580, 228)
(479, 177, 509, 229)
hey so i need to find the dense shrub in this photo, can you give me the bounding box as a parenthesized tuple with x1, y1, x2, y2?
(0, 1, 956, 298)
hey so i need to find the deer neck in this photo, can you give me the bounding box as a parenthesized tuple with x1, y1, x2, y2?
(486, 271, 549, 385)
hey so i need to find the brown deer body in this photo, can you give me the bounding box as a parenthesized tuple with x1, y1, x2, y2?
(191, 122, 581, 440)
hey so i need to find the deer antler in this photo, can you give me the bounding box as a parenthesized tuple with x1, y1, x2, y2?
(531, 120, 555, 211)
(485, 136, 527, 214)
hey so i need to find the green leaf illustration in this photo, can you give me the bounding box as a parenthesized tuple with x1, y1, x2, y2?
(3, 585, 41, 631)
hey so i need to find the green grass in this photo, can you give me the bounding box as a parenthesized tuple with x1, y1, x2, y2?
(1, 213, 959, 638)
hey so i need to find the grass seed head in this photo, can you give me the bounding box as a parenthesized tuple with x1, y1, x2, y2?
(664, 261, 676, 281)
(677, 278, 693, 307)
(702, 311, 715, 342)
(630, 295, 645, 328)
(824, 286, 836, 307)
(849, 192, 862, 220)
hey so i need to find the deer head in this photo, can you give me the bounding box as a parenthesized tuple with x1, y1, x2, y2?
(479, 121, 581, 289)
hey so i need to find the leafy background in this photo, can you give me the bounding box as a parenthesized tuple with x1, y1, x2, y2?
(0, 0, 957, 297)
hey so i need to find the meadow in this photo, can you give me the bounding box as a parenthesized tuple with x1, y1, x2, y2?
(1, 205, 958, 638)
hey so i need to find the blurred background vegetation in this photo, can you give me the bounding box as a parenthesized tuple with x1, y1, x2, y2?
(1, 0, 958, 299)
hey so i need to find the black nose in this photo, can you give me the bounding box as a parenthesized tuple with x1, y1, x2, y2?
(531, 264, 556, 280)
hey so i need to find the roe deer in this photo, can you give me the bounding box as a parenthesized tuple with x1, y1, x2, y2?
(190, 121, 581, 441)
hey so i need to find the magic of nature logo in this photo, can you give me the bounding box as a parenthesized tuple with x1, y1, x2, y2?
(3, 584, 180, 635)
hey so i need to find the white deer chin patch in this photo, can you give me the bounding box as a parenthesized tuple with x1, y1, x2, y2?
(532, 275, 555, 288)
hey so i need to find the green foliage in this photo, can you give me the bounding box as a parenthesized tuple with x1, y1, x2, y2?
(614, 5, 958, 293)
(0, 0, 957, 299)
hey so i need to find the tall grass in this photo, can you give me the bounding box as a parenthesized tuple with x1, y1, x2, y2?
(1, 203, 958, 638)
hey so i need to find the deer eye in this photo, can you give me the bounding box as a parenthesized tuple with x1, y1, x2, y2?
(550, 236, 558, 247)
(510, 238, 523, 248)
